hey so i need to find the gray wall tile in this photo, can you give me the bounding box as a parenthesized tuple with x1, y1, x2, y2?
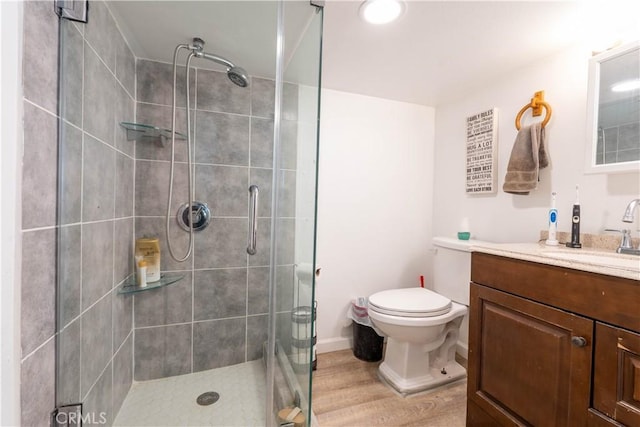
(197, 69, 250, 115)
(282, 83, 299, 122)
(195, 111, 250, 166)
(114, 218, 134, 285)
(277, 169, 296, 218)
(59, 225, 82, 328)
(134, 272, 192, 327)
(81, 221, 114, 309)
(83, 134, 115, 221)
(21, 229, 56, 356)
(193, 318, 246, 372)
(134, 324, 192, 381)
(84, 0, 117, 72)
(83, 361, 113, 426)
(194, 218, 248, 269)
(115, 31, 136, 97)
(58, 319, 81, 405)
(81, 294, 113, 398)
(251, 78, 275, 119)
(23, 0, 58, 113)
(60, 20, 83, 127)
(115, 153, 134, 218)
(113, 335, 133, 417)
(59, 123, 83, 225)
(194, 269, 247, 321)
(137, 60, 194, 108)
(281, 120, 298, 170)
(195, 165, 248, 217)
(22, 102, 57, 229)
(113, 288, 133, 352)
(250, 118, 274, 168)
(20, 338, 55, 427)
(247, 315, 268, 361)
(247, 267, 269, 315)
(135, 160, 188, 217)
(115, 83, 135, 157)
(84, 43, 115, 145)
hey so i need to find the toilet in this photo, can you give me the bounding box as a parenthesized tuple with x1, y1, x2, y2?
(368, 237, 476, 394)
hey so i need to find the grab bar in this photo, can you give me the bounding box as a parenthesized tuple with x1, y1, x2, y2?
(247, 185, 259, 255)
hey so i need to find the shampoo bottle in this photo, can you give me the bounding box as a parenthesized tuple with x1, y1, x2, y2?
(545, 192, 559, 246)
(135, 237, 161, 282)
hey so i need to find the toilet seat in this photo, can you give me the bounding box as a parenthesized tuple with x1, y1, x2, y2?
(369, 288, 452, 318)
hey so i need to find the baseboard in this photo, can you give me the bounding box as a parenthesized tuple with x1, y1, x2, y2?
(317, 337, 352, 354)
(456, 341, 468, 360)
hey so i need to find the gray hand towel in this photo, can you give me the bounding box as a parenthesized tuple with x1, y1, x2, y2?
(503, 123, 548, 194)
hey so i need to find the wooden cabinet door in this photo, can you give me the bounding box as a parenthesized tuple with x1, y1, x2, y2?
(593, 322, 640, 426)
(467, 283, 593, 427)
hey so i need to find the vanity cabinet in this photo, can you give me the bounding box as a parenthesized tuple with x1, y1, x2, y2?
(466, 252, 640, 427)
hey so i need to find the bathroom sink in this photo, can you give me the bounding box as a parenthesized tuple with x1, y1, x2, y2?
(540, 250, 640, 271)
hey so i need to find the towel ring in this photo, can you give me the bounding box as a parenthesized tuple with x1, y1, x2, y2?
(515, 96, 552, 130)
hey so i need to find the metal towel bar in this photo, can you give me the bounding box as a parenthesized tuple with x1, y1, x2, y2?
(247, 185, 259, 255)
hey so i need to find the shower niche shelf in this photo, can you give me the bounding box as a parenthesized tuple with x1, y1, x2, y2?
(118, 273, 184, 295)
(120, 122, 186, 144)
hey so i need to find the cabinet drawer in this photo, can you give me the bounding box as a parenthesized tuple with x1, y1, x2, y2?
(593, 323, 640, 426)
(468, 283, 593, 426)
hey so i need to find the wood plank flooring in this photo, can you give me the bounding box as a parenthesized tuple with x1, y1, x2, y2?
(311, 350, 467, 427)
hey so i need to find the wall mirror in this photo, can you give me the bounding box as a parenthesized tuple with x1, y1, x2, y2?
(585, 40, 640, 174)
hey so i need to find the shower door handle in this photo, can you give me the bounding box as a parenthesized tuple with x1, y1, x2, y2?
(247, 185, 259, 255)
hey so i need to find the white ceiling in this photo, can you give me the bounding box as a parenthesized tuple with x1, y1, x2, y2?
(109, 1, 640, 107)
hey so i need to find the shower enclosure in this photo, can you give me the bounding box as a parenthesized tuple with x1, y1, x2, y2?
(54, 1, 322, 426)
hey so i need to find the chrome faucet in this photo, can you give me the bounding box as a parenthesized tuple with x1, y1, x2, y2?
(622, 198, 640, 223)
(612, 199, 640, 255)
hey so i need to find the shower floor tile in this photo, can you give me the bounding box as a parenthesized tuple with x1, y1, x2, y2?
(114, 360, 266, 427)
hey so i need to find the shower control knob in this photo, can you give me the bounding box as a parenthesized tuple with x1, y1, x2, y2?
(571, 336, 587, 347)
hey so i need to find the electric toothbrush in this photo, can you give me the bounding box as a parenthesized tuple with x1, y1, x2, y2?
(545, 192, 559, 246)
(566, 185, 582, 248)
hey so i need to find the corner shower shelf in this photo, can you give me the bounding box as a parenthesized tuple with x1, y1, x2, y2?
(118, 273, 184, 295)
(120, 122, 186, 143)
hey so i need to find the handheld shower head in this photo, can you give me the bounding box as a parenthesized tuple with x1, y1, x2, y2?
(227, 66, 249, 88)
(197, 51, 249, 88)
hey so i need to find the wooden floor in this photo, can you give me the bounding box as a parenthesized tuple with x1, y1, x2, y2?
(311, 350, 467, 427)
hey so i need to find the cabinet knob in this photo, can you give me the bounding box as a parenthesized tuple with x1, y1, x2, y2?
(571, 336, 587, 347)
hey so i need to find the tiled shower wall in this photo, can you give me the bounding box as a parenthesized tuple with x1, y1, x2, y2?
(132, 59, 298, 380)
(20, 1, 135, 425)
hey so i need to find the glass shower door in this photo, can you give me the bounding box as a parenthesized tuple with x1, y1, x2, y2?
(54, 1, 322, 426)
(268, 3, 323, 426)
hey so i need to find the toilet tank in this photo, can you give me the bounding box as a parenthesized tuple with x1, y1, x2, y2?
(432, 237, 477, 305)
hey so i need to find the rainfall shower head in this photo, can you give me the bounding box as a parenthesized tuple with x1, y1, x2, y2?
(197, 51, 249, 88)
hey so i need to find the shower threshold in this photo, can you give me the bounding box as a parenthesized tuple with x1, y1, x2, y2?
(113, 360, 265, 427)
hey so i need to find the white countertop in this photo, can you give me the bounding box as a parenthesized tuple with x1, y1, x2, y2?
(470, 241, 640, 281)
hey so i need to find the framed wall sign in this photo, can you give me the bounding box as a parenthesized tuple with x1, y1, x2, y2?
(466, 108, 498, 194)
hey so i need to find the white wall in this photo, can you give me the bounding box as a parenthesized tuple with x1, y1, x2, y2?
(0, 1, 23, 424)
(316, 89, 435, 352)
(433, 44, 640, 243)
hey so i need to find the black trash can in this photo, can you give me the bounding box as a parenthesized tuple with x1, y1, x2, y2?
(352, 322, 384, 362)
(350, 298, 384, 362)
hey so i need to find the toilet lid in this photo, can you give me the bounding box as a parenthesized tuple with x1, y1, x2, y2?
(368, 288, 452, 317)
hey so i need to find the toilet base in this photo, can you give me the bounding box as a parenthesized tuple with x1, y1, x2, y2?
(378, 358, 466, 395)
(376, 321, 466, 395)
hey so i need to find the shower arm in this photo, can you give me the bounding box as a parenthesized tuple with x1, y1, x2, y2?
(196, 51, 235, 69)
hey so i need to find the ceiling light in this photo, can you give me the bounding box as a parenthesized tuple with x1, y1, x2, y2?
(359, 0, 405, 25)
(611, 79, 640, 92)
